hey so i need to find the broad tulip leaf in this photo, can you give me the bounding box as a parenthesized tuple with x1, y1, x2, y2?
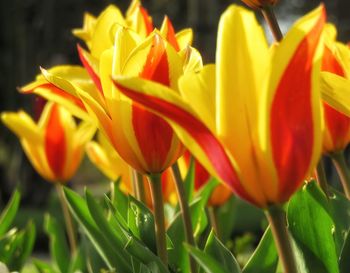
(0, 190, 20, 236)
(44, 214, 70, 273)
(112, 177, 129, 221)
(242, 227, 278, 273)
(128, 195, 156, 253)
(287, 181, 339, 273)
(204, 230, 241, 273)
(186, 245, 233, 273)
(328, 187, 350, 255)
(63, 187, 132, 272)
(339, 228, 350, 273)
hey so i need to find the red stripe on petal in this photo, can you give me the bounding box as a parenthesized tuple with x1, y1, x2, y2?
(77, 44, 103, 93)
(270, 11, 325, 201)
(45, 104, 67, 181)
(139, 6, 154, 35)
(115, 83, 255, 204)
(322, 46, 350, 151)
(132, 35, 174, 171)
(164, 16, 180, 52)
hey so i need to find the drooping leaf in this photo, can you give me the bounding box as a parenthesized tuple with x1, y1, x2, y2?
(339, 228, 350, 273)
(242, 227, 278, 273)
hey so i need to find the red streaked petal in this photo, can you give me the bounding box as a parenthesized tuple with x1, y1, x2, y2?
(115, 82, 255, 204)
(270, 11, 324, 201)
(132, 35, 173, 172)
(77, 44, 103, 93)
(322, 45, 350, 151)
(164, 16, 180, 52)
(139, 6, 153, 35)
(45, 104, 66, 180)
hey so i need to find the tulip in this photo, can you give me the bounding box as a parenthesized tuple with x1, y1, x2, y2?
(1, 102, 95, 254)
(318, 25, 350, 198)
(113, 5, 325, 208)
(321, 25, 350, 154)
(2, 102, 95, 183)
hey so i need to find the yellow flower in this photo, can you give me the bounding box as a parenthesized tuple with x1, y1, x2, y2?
(2, 103, 95, 183)
(113, 5, 325, 207)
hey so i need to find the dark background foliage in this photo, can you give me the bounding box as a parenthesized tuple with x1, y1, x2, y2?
(0, 0, 349, 209)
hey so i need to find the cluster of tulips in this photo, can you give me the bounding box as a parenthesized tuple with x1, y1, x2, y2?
(2, 0, 350, 272)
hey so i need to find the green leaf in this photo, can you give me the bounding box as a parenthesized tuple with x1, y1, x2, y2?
(0, 221, 36, 271)
(0, 190, 20, 236)
(339, 228, 350, 273)
(44, 214, 70, 273)
(328, 187, 350, 255)
(128, 195, 156, 253)
(63, 187, 131, 272)
(242, 227, 278, 273)
(186, 245, 230, 273)
(34, 259, 59, 273)
(184, 158, 195, 203)
(287, 181, 339, 273)
(113, 177, 129, 221)
(167, 179, 216, 273)
(204, 230, 241, 273)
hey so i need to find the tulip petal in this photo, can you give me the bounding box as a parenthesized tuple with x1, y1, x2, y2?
(175, 29, 193, 50)
(321, 72, 350, 117)
(113, 76, 257, 204)
(77, 44, 103, 93)
(179, 64, 216, 132)
(160, 16, 180, 51)
(266, 5, 325, 201)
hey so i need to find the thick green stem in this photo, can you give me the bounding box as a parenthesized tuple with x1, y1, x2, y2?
(316, 158, 330, 198)
(132, 169, 146, 203)
(266, 205, 298, 273)
(261, 5, 283, 42)
(171, 162, 197, 273)
(55, 183, 77, 255)
(148, 173, 168, 265)
(331, 151, 350, 199)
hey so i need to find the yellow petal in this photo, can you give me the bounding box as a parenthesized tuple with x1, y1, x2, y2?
(175, 29, 193, 50)
(321, 71, 350, 117)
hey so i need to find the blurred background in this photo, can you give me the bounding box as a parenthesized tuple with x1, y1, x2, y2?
(0, 0, 349, 256)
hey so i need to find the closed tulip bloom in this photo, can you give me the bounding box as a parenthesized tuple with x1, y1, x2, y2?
(321, 25, 350, 153)
(114, 5, 325, 207)
(1, 103, 95, 183)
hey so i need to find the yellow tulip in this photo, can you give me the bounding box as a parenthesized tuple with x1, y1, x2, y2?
(2, 102, 95, 183)
(113, 5, 325, 207)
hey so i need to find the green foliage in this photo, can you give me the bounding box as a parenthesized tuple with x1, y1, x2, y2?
(0, 190, 36, 271)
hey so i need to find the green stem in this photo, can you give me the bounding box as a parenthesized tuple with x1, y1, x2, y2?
(331, 151, 350, 199)
(266, 205, 298, 273)
(148, 173, 168, 265)
(261, 4, 283, 42)
(208, 206, 220, 240)
(315, 158, 330, 198)
(171, 162, 197, 273)
(55, 183, 77, 255)
(132, 169, 146, 203)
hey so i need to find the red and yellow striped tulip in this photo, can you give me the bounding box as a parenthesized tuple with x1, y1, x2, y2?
(113, 5, 325, 207)
(321, 25, 350, 153)
(86, 132, 177, 205)
(1, 103, 95, 183)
